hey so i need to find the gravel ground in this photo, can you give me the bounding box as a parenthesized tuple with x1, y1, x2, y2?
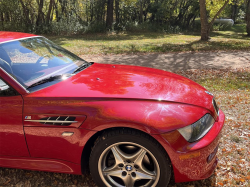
(1, 51, 249, 187)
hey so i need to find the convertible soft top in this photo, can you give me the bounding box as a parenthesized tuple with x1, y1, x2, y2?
(0, 31, 37, 44)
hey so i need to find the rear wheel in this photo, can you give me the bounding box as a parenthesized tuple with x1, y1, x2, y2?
(89, 129, 171, 187)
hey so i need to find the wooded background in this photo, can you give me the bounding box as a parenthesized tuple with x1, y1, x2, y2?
(0, 0, 249, 38)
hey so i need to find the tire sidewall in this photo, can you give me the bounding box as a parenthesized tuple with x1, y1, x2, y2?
(89, 133, 171, 187)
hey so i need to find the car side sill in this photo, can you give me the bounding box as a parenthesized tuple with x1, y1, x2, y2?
(0, 156, 82, 175)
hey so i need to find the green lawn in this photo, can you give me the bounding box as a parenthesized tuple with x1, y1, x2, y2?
(46, 24, 250, 56)
(196, 70, 250, 91)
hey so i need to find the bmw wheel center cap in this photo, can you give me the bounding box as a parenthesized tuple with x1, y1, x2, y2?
(126, 165, 133, 171)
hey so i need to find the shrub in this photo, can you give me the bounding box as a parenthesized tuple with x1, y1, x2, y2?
(50, 16, 86, 35)
(84, 22, 107, 33)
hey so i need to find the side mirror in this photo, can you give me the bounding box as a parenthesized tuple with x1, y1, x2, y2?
(0, 85, 10, 91)
(0, 79, 10, 91)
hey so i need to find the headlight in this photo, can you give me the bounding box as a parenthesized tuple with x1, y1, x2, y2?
(177, 114, 215, 143)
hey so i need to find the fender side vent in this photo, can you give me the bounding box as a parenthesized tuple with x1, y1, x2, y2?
(39, 116, 77, 126)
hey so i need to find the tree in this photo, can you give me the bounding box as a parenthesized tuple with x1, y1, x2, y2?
(231, 0, 239, 22)
(247, 0, 250, 36)
(199, 0, 230, 41)
(18, 0, 32, 29)
(106, 0, 114, 29)
(46, 0, 54, 25)
(115, 0, 120, 24)
(36, 0, 44, 29)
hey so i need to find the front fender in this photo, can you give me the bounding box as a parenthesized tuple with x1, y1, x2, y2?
(79, 100, 210, 134)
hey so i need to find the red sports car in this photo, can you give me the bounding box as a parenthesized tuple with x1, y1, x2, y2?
(0, 32, 225, 187)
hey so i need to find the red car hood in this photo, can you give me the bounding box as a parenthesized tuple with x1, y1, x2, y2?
(28, 63, 213, 109)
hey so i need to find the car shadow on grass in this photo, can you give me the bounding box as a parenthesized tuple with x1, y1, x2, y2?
(0, 167, 216, 187)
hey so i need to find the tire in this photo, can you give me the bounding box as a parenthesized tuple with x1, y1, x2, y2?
(89, 129, 171, 187)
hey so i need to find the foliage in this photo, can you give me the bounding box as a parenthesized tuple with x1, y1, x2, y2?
(213, 23, 232, 31)
(0, 0, 249, 36)
(247, 0, 250, 35)
(84, 22, 107, 34)
(47, 25, 249, 55)
(200, 0, 248, 40)
(207, 0, 232, 19)
(0, 0, 200, 34)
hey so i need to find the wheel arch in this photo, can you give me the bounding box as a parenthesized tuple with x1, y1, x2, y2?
(80, 127, 174, 182)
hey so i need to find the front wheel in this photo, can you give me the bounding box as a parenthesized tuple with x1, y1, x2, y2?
(89, 129, 171, 187)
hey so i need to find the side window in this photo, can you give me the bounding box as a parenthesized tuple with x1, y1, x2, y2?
(0, 78, 19, 96)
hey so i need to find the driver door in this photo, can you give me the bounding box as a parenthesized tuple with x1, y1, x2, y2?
(0, 78, 30, 157)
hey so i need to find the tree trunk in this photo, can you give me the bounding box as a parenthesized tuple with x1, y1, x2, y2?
(139, 0, 143, 23)
(247, 0, 250, 36)
(199, 0, 209, 40)
(1, 12, 4, 30)
(231, 0, 238, 22)
(115, 0, 120, 24)
(46, 0, 54, 25)
(106, 0, 114, 29)
(90, 2, 93, 22)
(36, 0, 44, 27)
(18, 0, 32, 27)
(54, 0, 59, 22)
(199, 0, 230, 41)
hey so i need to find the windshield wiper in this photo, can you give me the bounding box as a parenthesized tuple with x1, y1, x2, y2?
(73, 62, 93, 74)
(26, 75, 63, 89)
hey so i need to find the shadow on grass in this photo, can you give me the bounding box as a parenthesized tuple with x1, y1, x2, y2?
(84, 43, 250, 73)
(210, 31, 250, 40)
(48, 32, 250, 57)
(46, 32, 173, 42)
(96, 39, 249, 56)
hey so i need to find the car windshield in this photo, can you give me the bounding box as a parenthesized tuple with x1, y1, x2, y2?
(0, 37, 88, 90)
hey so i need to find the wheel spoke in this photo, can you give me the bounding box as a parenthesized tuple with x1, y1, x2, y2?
(134, 170, 156, 180)
(123, 175, 136, 187)
(134, 149, 147, 166)
(110, 146, 125, 165)
(133, 149, 157, 181)
(103, 168, 123, 178)
(103, 164, 119, 173)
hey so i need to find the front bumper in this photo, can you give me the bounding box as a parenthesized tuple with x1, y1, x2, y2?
(154, 109, 225, 183)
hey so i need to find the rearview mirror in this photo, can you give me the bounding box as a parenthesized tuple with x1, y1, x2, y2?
(0, 79, 10, 91)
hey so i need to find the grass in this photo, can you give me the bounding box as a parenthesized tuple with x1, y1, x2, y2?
(46, 24, 250, 56)
(195, 70, 250, 91)
(212, 24, 247, 39)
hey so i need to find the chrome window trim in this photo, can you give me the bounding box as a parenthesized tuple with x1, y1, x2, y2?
(0, 36, 41, 45)
(0, 67, 29, 94)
